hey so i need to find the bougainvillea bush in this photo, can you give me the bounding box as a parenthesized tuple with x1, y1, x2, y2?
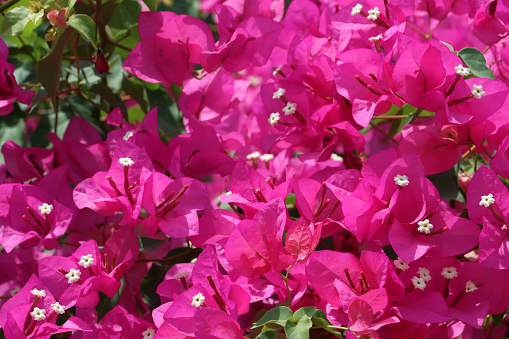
(1, 0, 509, 337)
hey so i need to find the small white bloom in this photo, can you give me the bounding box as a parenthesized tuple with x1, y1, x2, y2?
(441, 267, 458, 279)
(51, 302, 65, 315)
(10, 287, 21, 296)
(65, 268, 82, 284)
(30, 307, 46, 321)
(249, 76, 263, 86)
(394, 257, 410, 271)
(471, 84, 485, 99)
(417, 219, 433, 234)
(259, 153, 274, 162)
(351, 4, 363, 15)
(367, 7, 380, 21)
(394, 174, 409, 187)
(282, 102, 297, 115)
(79, 254, 94, 268)
(38, 203, 54, 215)
(224, 191, 232, 196)
(479, 193, 495, 207)
(246, 151, 261, 160)
(30, 288, 46, 298)
(272, 88, 286, 99)
(268, 112, 281, 126)
(273, 65, 283, 76)
(142, 327, 156, 339)
(455, 65, 471, 77)
(331, 154, 343, 162)
(118, 157, 134, 167)
(369, 35, 383, 42)
(465, 280, 478, 293)
(417, 267, 432, 282)
(411, 276, 426, 290)
(173, 271, 190, 279)
(123, 131, 134, 141)
(191, 292, 205, 307)
(24, 177, 37, 185)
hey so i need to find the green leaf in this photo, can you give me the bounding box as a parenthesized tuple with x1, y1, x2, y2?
(293, 307, 317, 322)
(457, 47, 496, 80)
(108, 0, 141, 30)
(123, 77, 149, 113)
(253, 307, 294, 328)
(36, 28, 73, 110)
(67, 15, 97, 49)
(31, 111, 73, 147)
(256, 332, 279, 339)
(0, 111, 25, 164)
(285, 317, 312, 339)
(95, 277, 125, 321)
(143, 0, 157, 11)
(138, 237, 166, 253)
(440, 41, 456, 54)
(60, 0, 77, 9)
(28, 10, 44, 25)
(1, 7, 30, 36)
(426, 166, 460, 201)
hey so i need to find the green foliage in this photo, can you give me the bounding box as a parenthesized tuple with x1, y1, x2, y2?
(67, 14, 97, 49)
(95, 277, 125, 321)
(457, 47, 496, 80)
(1, 7, 31, 36)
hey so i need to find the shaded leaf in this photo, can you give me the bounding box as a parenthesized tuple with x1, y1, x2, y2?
(67, 15, 97, 49)
(458, 47, 496, 80)
(1, 7, 30, 36)
(253, 306, 294, 328)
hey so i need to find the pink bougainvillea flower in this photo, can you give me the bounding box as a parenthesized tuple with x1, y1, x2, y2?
(123, 12, 215, 87)
(47, 9, 68, 29)
(467, 164, 509, 269)
(73, 140, 154, 226)
(141, 172, 208, 238)
(1, 140, 54, 185)
(0, 39, 35, 116)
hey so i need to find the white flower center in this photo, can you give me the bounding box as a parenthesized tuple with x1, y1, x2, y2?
(417, 219, 433, 234)
(24, 177, 37, 185)
(471, 84, 485, 99)
(465, 280, 478, 293)
(123, 131, 134, 141)
(394, 257, 409, 271)
(351, 4, 363, 15)
(268, 112, 281, 126)
(272, 88, 286, 99)
(369, 35, 383, 42)
(191, 292, 205, 307)
(273, 65, 283, 77)
(30, 288, 46, 298)
(30, 307, 46, 321)
(79, 254, 94, 268)
(38, 203, 54, 215)
(118, 157, 134, 166)
(283, 102, 297, 115)
(394, 174, 409, 187)
(259, 153, 274, 162)
(440, 267, 458, 279)
(65, 268, 82, 284)
(411, 276, 426, 290)
(479, 193, 495, 207)
(367, 7, 380, 21)
(51, 302, 66, 314)
(331, 154, 343, 162)
(249, 76, 262, 86)
(417, 267, 432, 282)
(246, 151, 261, 160)
(455, 65, 471, 77)
(142, 327, 156, 339)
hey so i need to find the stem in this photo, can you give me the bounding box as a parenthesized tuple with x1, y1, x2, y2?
(369, 122, 399, 145)
(17, 36, 37, 63)
(0, 0, 20, 12)
(406, 22, 429, 39)
(283, 260, 298, 302)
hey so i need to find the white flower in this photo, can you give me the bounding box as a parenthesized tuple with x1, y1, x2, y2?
(24, 177, 37, 185)
(282, 102, 297, 115)
(79, 254, 94, 268)
(471, 84, 485, 99)
(272, 88, 286, 99)
(123, 131, 134, 141)
(394, 257, 409, 271)
(259, 153, 274, 162)
(369, 35, 383, 42)
(268, 112, 281, 126)
(224, 191, 232, 196)
(367, 7, 380, 21)
(455, 65, 471, 77)
(273, 65, 283, 76)
(30, 307, 46, 321)
(30, 288, 46, 298)
(142, 327, 156, 339)
(479, 193, 495, 207)
(394, 174, 409, 187)
(417, 267, 432, 282)
(191, 292, 205, 307)
(411, 276, 426, 290)
(38, 203, 54, 215)
(465, 280, 478, 293)
(65, 268, 82, 284)
(441, 267, 458, 279)
(249, 76, 263, 86)
(51, 302, 66, 314)
(351, 4, 363, 15)
(246, 151, 261, 160)
(118, 157, 134, 166)
(417, 219, 433, 234)
(331, 154, 343, 162)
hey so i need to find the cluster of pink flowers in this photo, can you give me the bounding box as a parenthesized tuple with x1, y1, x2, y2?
(2, 0, 509, 338)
